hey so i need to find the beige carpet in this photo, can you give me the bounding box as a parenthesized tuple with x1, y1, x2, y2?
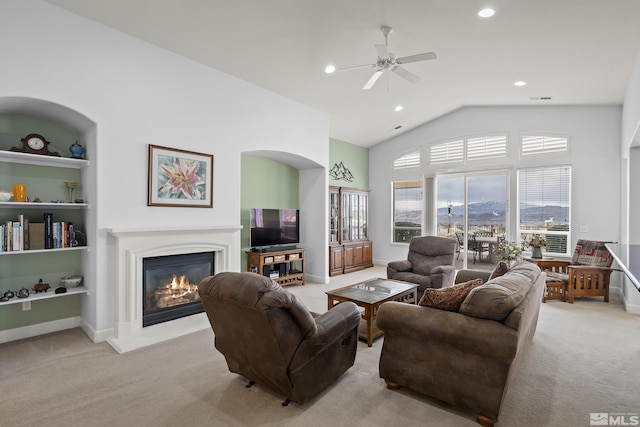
(2, 266, 639, 427)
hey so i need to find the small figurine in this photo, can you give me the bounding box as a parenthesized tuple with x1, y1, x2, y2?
(0, 290, 15, 302)
(32, 279, 50, 293)
(17, 288, 30, 298)
(55, 287, 67, 294)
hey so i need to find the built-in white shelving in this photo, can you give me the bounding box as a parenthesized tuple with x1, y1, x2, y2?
(0, 150, 89, 168)
(0, 286, 88, 306)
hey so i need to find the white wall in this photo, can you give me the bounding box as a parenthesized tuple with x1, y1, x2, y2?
(369, 105, 622, 283)
(623, 53, 640, 150)
(0, 1, 329, 336)
(621, 50, 640, 311)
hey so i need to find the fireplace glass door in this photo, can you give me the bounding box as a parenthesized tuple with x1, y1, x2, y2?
(142, 252, 214, 327)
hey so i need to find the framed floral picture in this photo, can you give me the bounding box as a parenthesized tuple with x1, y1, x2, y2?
(147, 144, 213, 207)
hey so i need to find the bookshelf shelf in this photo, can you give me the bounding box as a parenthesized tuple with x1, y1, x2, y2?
(0, 151, 89, 169)
(0, 286, 88, 306)
(0, 246, 87, 256)
(0, 202, 88, 209)
(1, 149, 88, 322)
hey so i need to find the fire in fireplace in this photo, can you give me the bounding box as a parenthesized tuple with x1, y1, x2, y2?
(142, 252, 214, 327)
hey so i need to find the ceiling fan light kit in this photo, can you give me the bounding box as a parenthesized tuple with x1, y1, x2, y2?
(335, 25, 437, 91)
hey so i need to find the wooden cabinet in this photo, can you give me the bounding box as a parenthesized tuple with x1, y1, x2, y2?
(247, 248, 305, 286)
(329, 186, 373, 276)
(329, 245, 344, 276)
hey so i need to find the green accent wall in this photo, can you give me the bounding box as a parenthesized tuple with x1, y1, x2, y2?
(329, 138, 369, 190)
(240, 155, 299, 267)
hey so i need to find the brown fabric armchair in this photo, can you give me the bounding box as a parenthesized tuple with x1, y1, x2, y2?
(198, 272, 360, 405)
(387, 235, 457, 297)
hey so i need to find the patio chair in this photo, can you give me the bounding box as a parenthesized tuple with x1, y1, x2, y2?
(470, 233, 491, 264)
(455, 232, 464, 259)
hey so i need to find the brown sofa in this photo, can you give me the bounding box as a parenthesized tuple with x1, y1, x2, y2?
(377, 262, 545, 426)
(387, 235, 457, 297)
(198, 272, 360, 405)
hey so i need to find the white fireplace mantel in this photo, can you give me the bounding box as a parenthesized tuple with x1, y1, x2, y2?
(107, 225, 241, 353)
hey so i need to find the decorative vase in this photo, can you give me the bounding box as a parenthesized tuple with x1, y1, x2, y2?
(64, 181, 77, 203)
(69, 141, 85, 159)
(13, 184, 26, 202)
(532, 245, 543, 259)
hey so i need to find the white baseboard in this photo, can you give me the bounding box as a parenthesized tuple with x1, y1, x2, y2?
(79, 318, 113, 343)
(619, 290, 640, 315)
(0, 317, 81, 344)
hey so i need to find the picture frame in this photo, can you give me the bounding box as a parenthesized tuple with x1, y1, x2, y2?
(147, 144, 213, 208)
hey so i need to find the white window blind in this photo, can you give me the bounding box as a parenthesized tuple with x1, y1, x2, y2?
(521, 135, 569, 156)
(392, 180, 423, 243)
(467, 135, 507, 160)
(517, 166, 572, 255)
(393, 151, 420, 170)
(430, 139, 464, 165)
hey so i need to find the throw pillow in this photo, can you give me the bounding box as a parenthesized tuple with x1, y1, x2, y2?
(418, 278, 484, 312)
(489, 261, 509, 280)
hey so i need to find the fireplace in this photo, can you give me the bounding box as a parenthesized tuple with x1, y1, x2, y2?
(107, 226, 241, 353)
(142, 252, 214, 327)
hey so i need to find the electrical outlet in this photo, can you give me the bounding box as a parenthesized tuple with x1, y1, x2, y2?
(22, 300, 31, 311)
(579, 226, 589, 233)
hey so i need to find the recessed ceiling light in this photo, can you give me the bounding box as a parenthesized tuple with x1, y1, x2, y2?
(478, 8, 495, 18)
(394, 105, 404, 112)
(514, 81, 527, 86)
(324, 65, 336, 74)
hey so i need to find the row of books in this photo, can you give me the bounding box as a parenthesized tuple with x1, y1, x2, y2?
(1, 213, 78, 251)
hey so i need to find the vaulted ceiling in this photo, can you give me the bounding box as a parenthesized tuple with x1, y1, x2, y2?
(46, 0, 640, 147)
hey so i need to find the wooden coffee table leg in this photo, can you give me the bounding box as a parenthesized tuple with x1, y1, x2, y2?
(364, 306, 373, 347)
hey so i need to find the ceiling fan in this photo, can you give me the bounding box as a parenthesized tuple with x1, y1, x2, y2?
(340, 26, 437, 90)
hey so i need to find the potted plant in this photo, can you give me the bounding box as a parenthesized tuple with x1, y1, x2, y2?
(524, 234, 547, 259)
(494, 240, 524, 267)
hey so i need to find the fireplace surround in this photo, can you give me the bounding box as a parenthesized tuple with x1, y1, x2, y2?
(107, 226, 241, 353)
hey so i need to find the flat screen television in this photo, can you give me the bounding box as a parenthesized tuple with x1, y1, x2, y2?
(250, 208, 300, 248)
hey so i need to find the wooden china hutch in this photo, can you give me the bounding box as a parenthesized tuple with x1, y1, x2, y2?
(329, 186, 373, 276)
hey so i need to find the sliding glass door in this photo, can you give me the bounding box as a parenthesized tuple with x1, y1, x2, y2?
(436, 172, 508, 270)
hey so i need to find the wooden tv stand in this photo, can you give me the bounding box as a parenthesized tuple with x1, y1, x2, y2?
(246, 247, 305, 286)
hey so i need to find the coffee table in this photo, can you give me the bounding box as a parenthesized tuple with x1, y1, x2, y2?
(326, 278, 418, 347)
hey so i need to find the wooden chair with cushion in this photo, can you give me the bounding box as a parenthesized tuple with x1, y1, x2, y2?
(531, 259, 569, 302)
(537, 240, 614, 303)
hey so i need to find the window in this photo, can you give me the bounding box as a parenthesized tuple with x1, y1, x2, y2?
(393, 150, 420, 170)
(517, 166, 571, 256)
(392, 179, 422, 243)
(429, 134, 507, 165)
(521, 134, 569, 157)
(466, 135, 507, 160)
(430, 139, 464, 165)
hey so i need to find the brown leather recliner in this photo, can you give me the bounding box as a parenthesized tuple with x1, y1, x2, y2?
(387, 235, 457, 297)
(198, 272, 360, 405)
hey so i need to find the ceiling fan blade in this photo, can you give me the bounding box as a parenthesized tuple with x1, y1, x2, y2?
(363, 70, 384, 90)
(396, 51, 437, 64)
(392, 66, 420, 83)
(337, 63, 377, 72)
(375, 44, 389, 59)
